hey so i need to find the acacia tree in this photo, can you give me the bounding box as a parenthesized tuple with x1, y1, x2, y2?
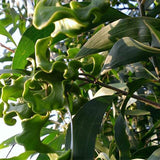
(1, 0, 160, 159)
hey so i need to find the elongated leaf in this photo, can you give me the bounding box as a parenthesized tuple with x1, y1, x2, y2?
(148, 148, 160, 160)
(102, 37, 160, 73)
(0, 151, 35, 160)
(35, 36, 52, 72)
(16, 114, 53, 153)
(114, 114, 131, 159)
(12, 25, 54, 69)
(125, 109, 150, 116)
(0, 135, 16, 149)
(0, 23, 16, 45)
(76, 17, 160, 58)
(144, 22, 160, 48)
(66, 96, 115, 160)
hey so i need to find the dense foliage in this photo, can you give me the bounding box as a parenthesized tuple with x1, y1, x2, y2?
(1, 0, 160, 159)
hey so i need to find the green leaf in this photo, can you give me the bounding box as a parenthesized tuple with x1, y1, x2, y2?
(0, 151, 35, 160)
(76, 17, 160, 59)
(33, 0, 110, 29)
(102, 37, 160, 73)
(66, 96, 115, 159)
(148, 148, 160, 160)
(37, 153, 50, 160)
(1, 76, 28, 103)
(64, 60, 82, 80)
(144, 22, 160, 48)
(132, 146, 159, 159)
(57, 149, 71, 160)
(35, 36, 53, 72)
(0, 23, 16, 45)
(12, 25, 54, 69)
(0, 135, 16, 149)
(33, 0, 127, 37)
(67, 48, 80, 58)
(0, 69, 30, 75)
(0, 102, 4, 117)
(125, 109, 150, 116)
(4, 103, 34, 125)
(16, 114, 53, 153)
(91, 54, 105, 76)
(23, 62, 67, 114)
(47, 134, 65, 151)
(114, 114, 131, 159)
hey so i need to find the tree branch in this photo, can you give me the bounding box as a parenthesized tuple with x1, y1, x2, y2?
(78, 77, 160, 109)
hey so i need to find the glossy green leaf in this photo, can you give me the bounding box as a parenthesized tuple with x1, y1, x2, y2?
(35, 36, 53, 72)
(4, 103, 34, 125)
(0, 151, 35, 160)
(102, 37, 160, 73)
(114, 114, 131, 159)
(66, 96, 115, 159)
(147, 148, 160, 160)
(67, 48, 80, 58)
(16, 114, 53, 153)
(33, 0, 127, 37)
(12, 25, 54, 69)
(1, 76, 28, 103)
(76, 17, 160, 59)
(23, 62, 67, 114)
(0, 23, 16, 45)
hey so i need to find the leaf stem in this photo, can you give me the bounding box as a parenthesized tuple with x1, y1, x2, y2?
(0, 43, 15, 53)
(78, 77, 160, 109)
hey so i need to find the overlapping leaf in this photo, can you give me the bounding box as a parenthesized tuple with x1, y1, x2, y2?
(1, 76, 28, 103)
(33, 0, 127, 37)
(114, 114, 131, 159)
(66, 96, 115, 159)
(76, 17, 160, 58)
(16, 114, 53, 153)
(12, 25, 54, 69)
(102, 37, 160, 72)
(23, 61, 67, 114)
(0, 23, 16, 45)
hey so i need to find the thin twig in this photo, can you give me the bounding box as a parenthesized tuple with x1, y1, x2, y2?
(0, 43, 15, 53)
(78, 77, 160, 109)
(6, 144, 15, 158)
(137, 0, 146, 16)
